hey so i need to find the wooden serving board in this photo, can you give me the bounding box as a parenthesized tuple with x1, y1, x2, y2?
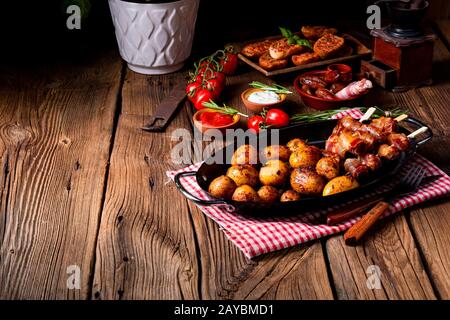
(231, 33, 372, 77)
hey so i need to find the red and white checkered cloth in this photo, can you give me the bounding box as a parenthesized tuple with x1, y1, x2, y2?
(167, 109, 450, 259)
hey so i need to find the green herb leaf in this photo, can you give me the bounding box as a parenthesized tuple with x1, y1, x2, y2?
(202, 100, 248, 117)
(249, 81, 293, 94)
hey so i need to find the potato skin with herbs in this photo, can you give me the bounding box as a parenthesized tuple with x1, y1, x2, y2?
(231, 145, 258, 166)
(289, 146, 322, 169)
(287, 138, 308, 153)
(262, 145, 291, 163)
(316, 156, 340, 180)
(232, 185, 260, 202)
(290, 168, 326, 195)
(322, 176, 359, 196)
(208, 176, 237, 200)
(280, 190, 301, 202)
(226, 165, 259, 187)
(258, 186, 280, 203)
(259, 160, 290, 187)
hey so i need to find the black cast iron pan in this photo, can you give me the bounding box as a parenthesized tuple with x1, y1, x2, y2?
(175, 117, 432, 216)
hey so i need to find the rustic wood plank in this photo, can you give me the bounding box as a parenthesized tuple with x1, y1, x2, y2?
(407, 200, 450, 299)
(92, 71, 203, 299)
(0, 50, 122, 299)
(327, 215, 436, 300)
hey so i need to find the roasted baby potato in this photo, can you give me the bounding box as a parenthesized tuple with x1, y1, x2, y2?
(316, 156, 340, 180)
(259, 160, 290, 187)
(232, 185, 260, 202)
(322, 175, 359, 196)
(231, 145, 258, 166)
(257, 186, 280, 203)
(280, 190, 301, 202)
(208, 175, 237, 200)
(286, 138, 308, 153)
(290, 167, 326, 195)
(262, 145, 291, 163)
(289, 146, 321, 169)
(226, 165, 259, 187)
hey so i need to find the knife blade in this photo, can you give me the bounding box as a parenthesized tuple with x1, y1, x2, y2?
(142, 81, 187, 132)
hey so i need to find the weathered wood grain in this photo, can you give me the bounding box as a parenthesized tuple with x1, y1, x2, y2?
(407, 200, 450, 299)
(0, 50, 122, 299)
(92, 71, 202, 300)
(327, 215, 436, 300)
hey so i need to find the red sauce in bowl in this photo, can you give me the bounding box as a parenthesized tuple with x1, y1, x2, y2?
(200, 112, 234, 127)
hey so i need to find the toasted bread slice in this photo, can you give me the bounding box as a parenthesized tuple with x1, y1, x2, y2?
(313, 34, 345, 59)
(291, 52, 320, 66)
(241, 40, 275, 59)
(259, 52, 288, 71)
(269, 38, 307, 60)
(301, 26, 338, 39)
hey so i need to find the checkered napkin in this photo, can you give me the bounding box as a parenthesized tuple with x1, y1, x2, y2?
(167, 109, 450, 259)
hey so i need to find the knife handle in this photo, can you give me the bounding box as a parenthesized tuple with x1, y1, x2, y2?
(344, 201, 389, 246)
(327, 196, 382, 225)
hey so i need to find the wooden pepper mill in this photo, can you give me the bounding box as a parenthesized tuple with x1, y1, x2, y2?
(361, 0, 437, 92)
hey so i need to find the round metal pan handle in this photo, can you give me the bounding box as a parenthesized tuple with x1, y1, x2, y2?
(174, 171, 228, 205)
(406, 117, 433, 146)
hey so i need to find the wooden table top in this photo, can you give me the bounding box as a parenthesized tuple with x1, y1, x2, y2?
(0, 21, 449, 300)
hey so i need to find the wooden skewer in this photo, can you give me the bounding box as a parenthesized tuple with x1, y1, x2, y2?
(408, 126, 428, 139)
(359, 107, 376, 123)
(394, 114, 408, 122)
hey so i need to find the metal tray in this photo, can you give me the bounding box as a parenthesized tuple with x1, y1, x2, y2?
(175, 117, 432, 216)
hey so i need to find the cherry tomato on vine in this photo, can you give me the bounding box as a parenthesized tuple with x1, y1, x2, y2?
(247, 115, 265, 133)
(204, 78, 223, 99)
(265, 109, 290, 128)
(219, 52, 238, 75)
(186, 81, 202, 101)
(192, 88, 214, 110)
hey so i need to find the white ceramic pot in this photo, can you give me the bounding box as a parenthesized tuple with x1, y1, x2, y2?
(108, 0, 200, 75)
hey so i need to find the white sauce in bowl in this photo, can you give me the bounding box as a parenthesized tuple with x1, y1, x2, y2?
(247, 90, 280, 104)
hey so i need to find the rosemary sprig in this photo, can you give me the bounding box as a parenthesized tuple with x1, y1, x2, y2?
(202, 100, 249, 118)
(249, 81, 292, 94)
(290, 107, 407, 124)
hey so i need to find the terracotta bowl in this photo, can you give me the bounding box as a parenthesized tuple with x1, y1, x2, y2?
(241, 88, 286, 113)
(294, 70, 369, 111)
(193, 108, 240, 134)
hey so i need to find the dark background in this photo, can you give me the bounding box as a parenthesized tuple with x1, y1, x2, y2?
(0, 0, 447, 62)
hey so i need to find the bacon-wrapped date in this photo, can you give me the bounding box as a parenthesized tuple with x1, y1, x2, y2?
(315, 88, 336, 100)
(330, 82, 346, 94)
(301, 84, 314, 95)
(344, 158, 369, 179)
(299, 75, 327, 90)
(360, 153, 381, 171)
(378, 144, 400, 161)
(322, 70, 340, 83)
(387, 133, 409, 152)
